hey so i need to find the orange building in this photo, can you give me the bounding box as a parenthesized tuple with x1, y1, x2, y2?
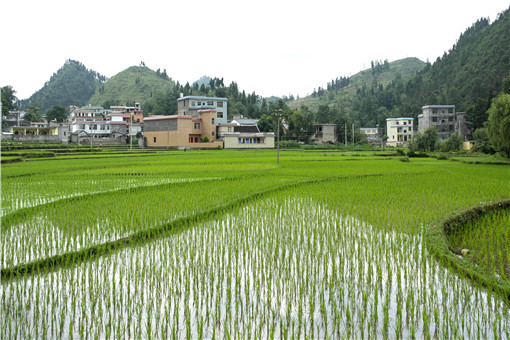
(143, 109, 222, 149)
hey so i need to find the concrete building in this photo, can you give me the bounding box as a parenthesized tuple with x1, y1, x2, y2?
(10, 121, 60, 136)
(216, 122, 275, 149)
(110, 103, 144, 123)
(4, 110, 26, 130)
(455, 112, 472, 141)
(360, 127, 380, 145)
(418, 105, 456, 141)
(69, 105, 107, 121)
(386, 117, 414, 147)
(310, 124, 337, 144)
(177, 96, 228, 124)
(143, 109, 222, 149)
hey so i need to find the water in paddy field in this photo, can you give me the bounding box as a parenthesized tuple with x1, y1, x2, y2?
(2, 197, 509, 339)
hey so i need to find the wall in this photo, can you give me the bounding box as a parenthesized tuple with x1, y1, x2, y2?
(224, 135, 275, 149)
(12, 135, 60, 143)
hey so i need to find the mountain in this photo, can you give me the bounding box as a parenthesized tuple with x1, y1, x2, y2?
(21, 59, 106, 113)
(88, 65, 175, 108)
(288, 57, 426, 112)
(193, 75, 213, 88)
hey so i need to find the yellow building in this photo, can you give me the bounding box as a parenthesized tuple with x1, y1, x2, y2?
(143, 109, 222, 149)
(10, 123, 59, 136)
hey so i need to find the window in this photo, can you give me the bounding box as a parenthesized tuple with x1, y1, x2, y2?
(449, 125, 454, 131)
(194, 123, 200, 129)
(217, 101, 223, 108)
(238, 137, 242, 144)
(189, 137, 193, 143)
(448, 108, 454, 113)
(217, 112, 223, 118)
(448, 116, 454, 122)
(228, 127, 233, 132)
(207, 101, 213, 106)
(195, 137, 198, 143)
(432, 117, 437, 123)
(408, 120, 412, 124)
(154, 137, 157, 143)
(212, 132, 215, 136)
(191, 101, 196, 106)
(197, 102, 202, 106)
(211, 118, 215, 124)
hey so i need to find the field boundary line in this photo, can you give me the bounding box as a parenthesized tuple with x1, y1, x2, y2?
(425, 198, 510, 305)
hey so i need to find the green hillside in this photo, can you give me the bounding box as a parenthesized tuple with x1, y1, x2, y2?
(289, 57, 426, 112)
(21, 60, 106, 113)
(88, 66, 175, 108)
(287, 7, 510, 130)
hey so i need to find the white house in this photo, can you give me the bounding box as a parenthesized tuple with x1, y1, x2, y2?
(386, 118, 414, 147)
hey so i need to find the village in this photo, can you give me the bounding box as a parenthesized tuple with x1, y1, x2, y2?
(4, 94, 474, 150)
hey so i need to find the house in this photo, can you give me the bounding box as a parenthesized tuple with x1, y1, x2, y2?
(10, 121, 60, 136)
(386, 118, 414, 147)
(110, 103, 144, 123)
(143, 109, 222, 149)
(177, 96, 228, 124)
(216, 121, 275, 149)
(69, 105, 107, 121)
(360, 127, 380, 145)
(418, 105, 456, 141)
(4, 110, 26, 130)
(310, 124, 337, 144)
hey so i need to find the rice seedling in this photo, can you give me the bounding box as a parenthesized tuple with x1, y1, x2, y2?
(1, 149, 509, 338)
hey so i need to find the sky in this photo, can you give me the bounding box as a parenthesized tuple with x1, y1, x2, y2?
(2, 0, 508, 100)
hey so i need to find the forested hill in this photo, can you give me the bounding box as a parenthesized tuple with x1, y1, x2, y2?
(288, 7, 510, 129)
(288, 57, 426, 112)
(88, 65, 175, 109)
(21, 60, 106, 113)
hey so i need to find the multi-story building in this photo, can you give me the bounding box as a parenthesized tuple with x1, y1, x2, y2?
(69, 105, 107, 121)
(177, 96, 228, 124)
(386, 117, 414, 147)
(418, 105, 456, 141)
(360, 127, 380, 145)
(143, 109, 222, 149)
(110, 103, 144, 123)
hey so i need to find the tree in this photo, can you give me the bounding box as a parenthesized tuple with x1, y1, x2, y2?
(23, 104, 42, 123)
(46, 105, 67, 122)
(1, 86, 18, 116)
(422, 126, 439, 151)
(472, 127, 494, 153)
(486, 93, 510, 157)
(441, 132, 463, 152)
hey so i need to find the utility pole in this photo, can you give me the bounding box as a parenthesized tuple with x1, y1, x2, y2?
(129, 114, 133, 150)
(344, 123, 347, 146)
(275, 109, 282, 164)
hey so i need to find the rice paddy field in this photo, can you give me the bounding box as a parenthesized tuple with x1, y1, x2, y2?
(1, 147, 509, 339)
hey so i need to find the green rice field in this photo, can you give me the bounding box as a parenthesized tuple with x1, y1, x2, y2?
(1, 147, 509, 338)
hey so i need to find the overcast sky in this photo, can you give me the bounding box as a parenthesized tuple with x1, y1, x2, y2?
(2, 1, 508, 100)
